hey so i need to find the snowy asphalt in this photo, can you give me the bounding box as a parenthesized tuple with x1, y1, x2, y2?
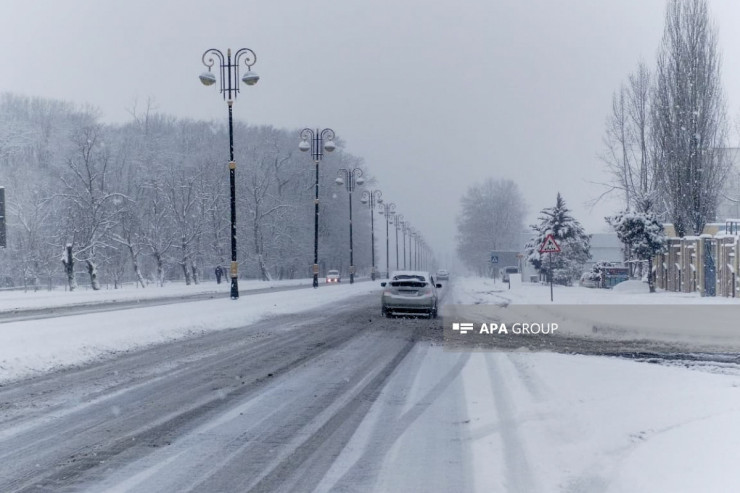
(1, 284, 738, 491)
(0, 294, 441, 492)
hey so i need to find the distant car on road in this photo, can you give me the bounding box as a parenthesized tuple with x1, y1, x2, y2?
(501, 266, 519, 282)
(436, 269, 449, 281)
(326, 270, 341, 283)
(380, 270, 442, 318)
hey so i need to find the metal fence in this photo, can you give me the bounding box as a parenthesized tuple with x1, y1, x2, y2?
(655, 234, 740, 297)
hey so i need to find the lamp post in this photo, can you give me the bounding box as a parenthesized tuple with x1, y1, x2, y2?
(360, 190, 383, 280)
(401, 222, 409, 269)
(416, 237, 422, 270)
(378, 201, 396, 279)
(199, 47, 259, 300)
(411, 231, 417, 270)
(409, 228, 416, 270)
(299, 128, 336, 288)
(394, 214, 403, 270)
(335, 168, 364, 283)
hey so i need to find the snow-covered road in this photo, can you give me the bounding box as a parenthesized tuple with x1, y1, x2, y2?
(1, 278, 740, 491)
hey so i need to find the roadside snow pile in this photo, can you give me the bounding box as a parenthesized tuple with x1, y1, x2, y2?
(446, 276, 740, 349)
(612, 279, 649, 293)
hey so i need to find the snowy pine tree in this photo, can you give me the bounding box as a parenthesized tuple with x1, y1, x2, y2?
(527, 193, 591, 285)
(607, 210, 666, 292)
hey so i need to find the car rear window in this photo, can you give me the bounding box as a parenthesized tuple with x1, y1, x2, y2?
(391, 274, 427, 288)
(390, 280, 427, 288)
(392, 274, 426, 282)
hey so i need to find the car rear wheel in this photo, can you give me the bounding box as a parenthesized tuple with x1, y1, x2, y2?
(382, 307, 392, 318)
(430, 305, 438, 319)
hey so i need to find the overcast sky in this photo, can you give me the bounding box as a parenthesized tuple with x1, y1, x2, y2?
(2, 0, 740, 264)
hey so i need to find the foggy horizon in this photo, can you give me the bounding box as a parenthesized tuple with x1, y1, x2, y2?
(3, 0, 740, 264)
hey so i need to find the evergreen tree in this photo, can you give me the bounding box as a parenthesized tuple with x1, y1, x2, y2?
(607, 211, 666, 292)
(527, 193, 591, 284)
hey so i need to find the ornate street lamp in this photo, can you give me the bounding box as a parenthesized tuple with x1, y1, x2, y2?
(335, 168, 364, 283)
(360, 190, 383, 280)
(199, 47, 259, 300)
(378, 201, 396, 279)
(299, 128, 336, 288)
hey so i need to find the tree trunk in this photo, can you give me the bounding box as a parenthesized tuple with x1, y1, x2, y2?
(154, 253, 165, 287)
(62, 244, 76, 292)
(181, 237, 191, 285)
(257, 254, 270, 281)
(86, 260, 100, 290)
(191, 260, 199, 285)
(181, 261, 192, 285)
(648, 256, 656, 293)
(128, 244, 145, 288)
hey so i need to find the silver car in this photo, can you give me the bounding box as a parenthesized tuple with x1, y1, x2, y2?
(326, 269, 341, 283)
(380, 270, 441, 318)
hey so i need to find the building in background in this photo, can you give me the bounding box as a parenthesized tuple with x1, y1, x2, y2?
(716, 148, 740, 222)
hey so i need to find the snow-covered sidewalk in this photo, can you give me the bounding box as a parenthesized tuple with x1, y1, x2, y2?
(446, 277, 740, 350)
(0, 278, 313, 313)
(448, 276, 740, 305)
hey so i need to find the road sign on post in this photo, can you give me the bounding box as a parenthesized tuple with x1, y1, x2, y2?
(539, 234, 560, 301)
(539, 234, 560, 254)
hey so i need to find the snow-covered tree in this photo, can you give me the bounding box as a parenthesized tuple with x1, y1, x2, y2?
(0, 92, 379, 288)
(601, 62, 658, 215)
(527, 193, 591, 285)
(652, 0, 729, 236)
(59, 122, 124, 290)
(455, 178, 526, 276)
(607, 210, 667, 292)
(582, 261, 621, 288)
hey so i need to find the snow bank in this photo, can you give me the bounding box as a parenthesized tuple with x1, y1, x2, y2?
(0, 281, 380, 383)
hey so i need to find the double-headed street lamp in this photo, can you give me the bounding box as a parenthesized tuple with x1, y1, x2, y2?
(199, 47, 259, 300)
(360, 190, 383, 280)
(299, 128, 336, 288)
(335, 168, 364, 283)
(378, 201, 396, 279)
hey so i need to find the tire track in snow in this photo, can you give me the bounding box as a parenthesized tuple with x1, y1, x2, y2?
(325, 349, 473, 492)
(485, 353, 538, 493)
(0, 300, 377, 492)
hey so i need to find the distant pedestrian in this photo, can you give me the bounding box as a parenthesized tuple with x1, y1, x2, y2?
(215, 265, 223, 284)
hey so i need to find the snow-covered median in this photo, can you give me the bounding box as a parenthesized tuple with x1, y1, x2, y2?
(0, 281, 380, 383)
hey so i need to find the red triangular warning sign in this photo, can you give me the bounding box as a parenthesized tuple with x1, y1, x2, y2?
(539, 234, 561, 253)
